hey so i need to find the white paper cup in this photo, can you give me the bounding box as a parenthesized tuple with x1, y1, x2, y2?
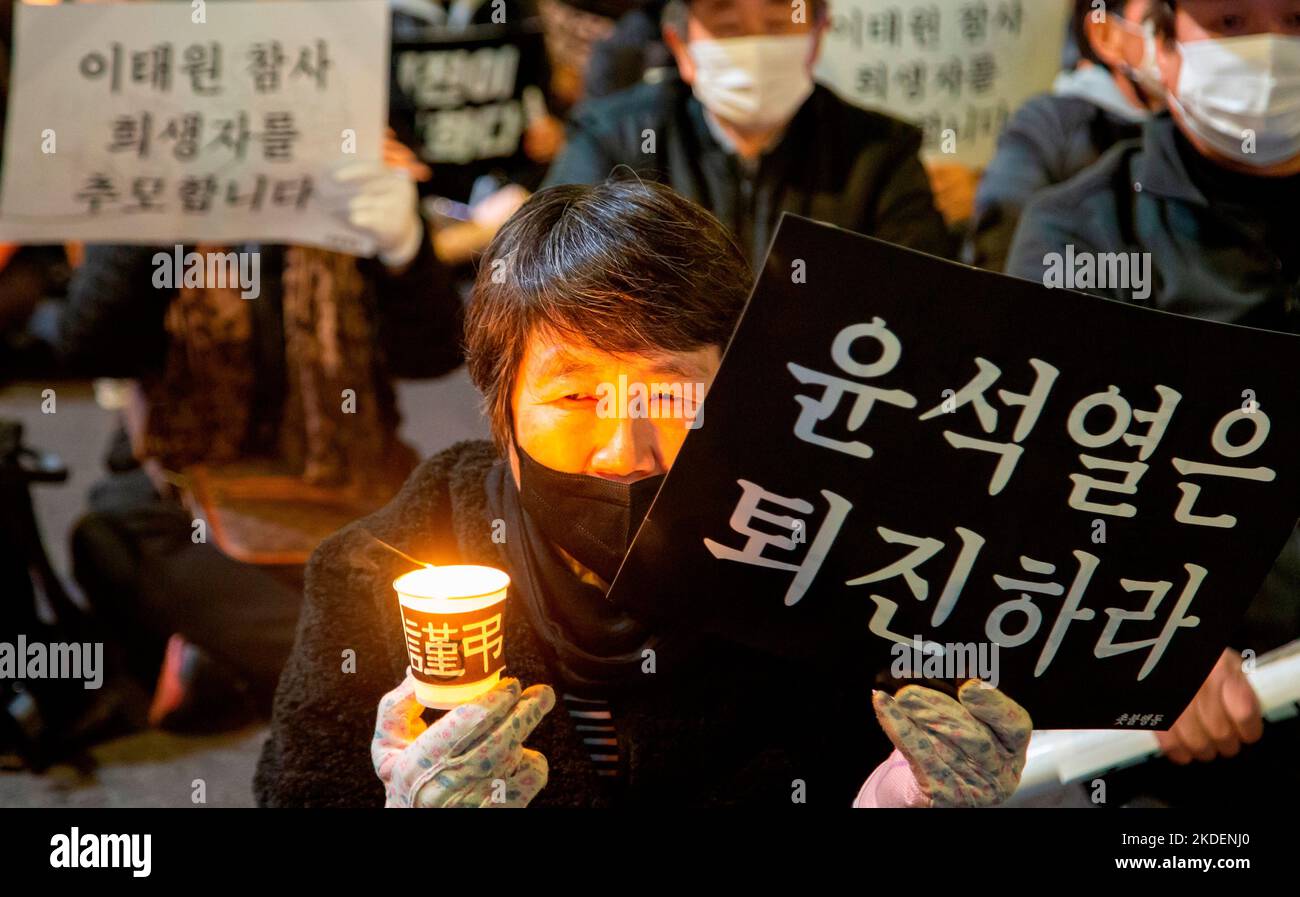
(394, 565, 510, 709)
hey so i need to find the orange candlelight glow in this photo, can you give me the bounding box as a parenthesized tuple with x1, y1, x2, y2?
(395, 565, 511, 710)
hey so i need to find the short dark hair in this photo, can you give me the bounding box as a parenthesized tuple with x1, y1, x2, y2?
(1073, 0, 1133, 69)
(661, 0, 829, 36)
(465, 179, 752, 452)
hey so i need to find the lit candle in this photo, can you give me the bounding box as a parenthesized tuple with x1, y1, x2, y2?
(394, 565, 511, 710)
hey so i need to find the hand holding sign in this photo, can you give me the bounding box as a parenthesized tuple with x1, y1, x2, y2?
(333, 159, 423, 268)
(1156, 649, 1263, 765)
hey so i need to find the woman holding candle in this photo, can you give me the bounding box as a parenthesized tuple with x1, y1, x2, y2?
(256, 179, 1032, 807)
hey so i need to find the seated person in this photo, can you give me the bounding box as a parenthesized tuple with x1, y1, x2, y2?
(969, 0, 1164, 272)
(53, 138, 464, 730)
(539, 0, 952, 265)
(0, 243, 72, 381)
(1006, 0, 1294, 801)
(255, 179, 1030, 808)
(1008, 0, 1300, 329)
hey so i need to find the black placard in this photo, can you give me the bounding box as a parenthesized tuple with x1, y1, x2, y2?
(609, 214, 1300, 730)
(389, 21, 547, 204)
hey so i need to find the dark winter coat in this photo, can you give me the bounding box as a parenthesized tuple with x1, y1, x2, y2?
(542, 78, 954, 266)
(255, 439, 888, 807)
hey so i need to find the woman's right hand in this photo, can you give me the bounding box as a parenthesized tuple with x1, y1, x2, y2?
(372, 673, 556, 808)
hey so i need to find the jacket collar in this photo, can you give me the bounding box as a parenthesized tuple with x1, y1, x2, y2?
(1133, 113, 1209, 207)
(699, 105, 792, 174)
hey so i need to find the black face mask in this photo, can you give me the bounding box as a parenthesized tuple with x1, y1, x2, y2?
(514, 440, 666, 585)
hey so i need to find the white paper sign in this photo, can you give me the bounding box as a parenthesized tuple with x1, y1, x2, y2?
(815, 0, 1071, 167)
(0, 0, 390, 254)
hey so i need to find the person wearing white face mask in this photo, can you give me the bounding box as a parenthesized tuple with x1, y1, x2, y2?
(677, 22, 815, 140)
(969, 0, 1165, 273)
(541, 0, 952, 266)
(1009, 0, 1300, 319)
(1168, 30, 1300, 170)
(1007, 0, 1300, 807)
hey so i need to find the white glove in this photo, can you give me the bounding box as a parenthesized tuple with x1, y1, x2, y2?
(332, 161, 424, 268)
(372, 673, 556, 808)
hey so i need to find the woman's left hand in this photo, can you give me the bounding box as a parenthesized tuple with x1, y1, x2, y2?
(870, 680, 1032, 807)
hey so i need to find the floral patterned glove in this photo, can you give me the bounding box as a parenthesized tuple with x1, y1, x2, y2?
(372, 673, 555, 808)
(870, 680, 1032, 807)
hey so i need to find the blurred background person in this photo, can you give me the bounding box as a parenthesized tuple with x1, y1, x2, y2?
(1006, 0, 1300, 805)
(540, 0, 952, 265)
(536, 0, 632, 108)
(34, 135, 464, 741)
(967, 0, 1164, 272)
(0, 0, 77, 382)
